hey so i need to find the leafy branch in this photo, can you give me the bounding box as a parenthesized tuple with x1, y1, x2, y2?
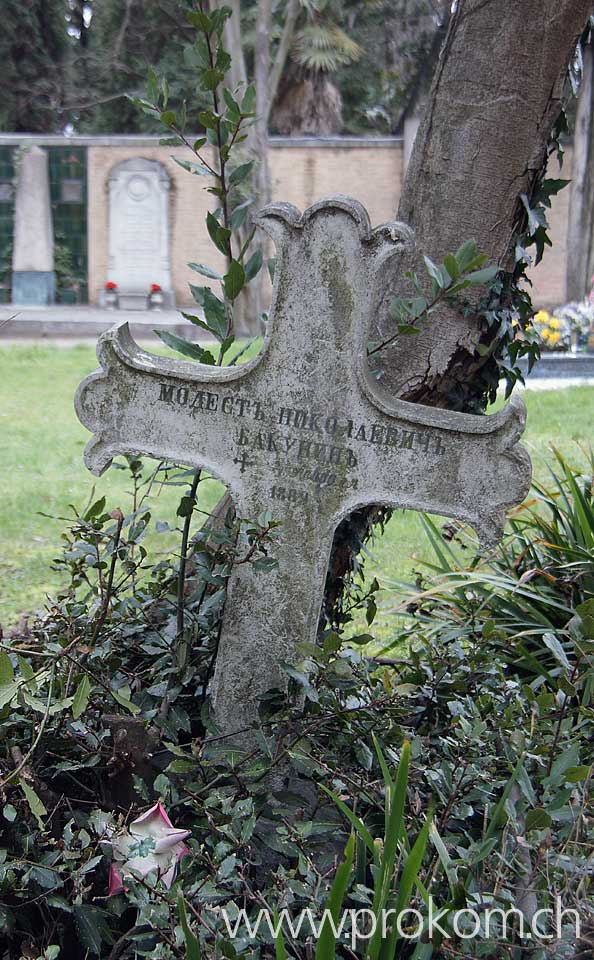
(368, 239, 499, 360)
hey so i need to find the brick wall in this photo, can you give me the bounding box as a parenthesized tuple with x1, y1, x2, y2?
(526, 149, 571, 309)
(87, 139, 403, 306)
(0, 133, 568, 309)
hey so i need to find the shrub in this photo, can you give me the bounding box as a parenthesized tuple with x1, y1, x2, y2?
(0, 450, 592, 958)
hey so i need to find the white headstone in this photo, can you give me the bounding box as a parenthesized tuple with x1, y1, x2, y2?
(107, 158, 174, 310)
(12, 146, 55, 305)
(76, 196, 532, 738)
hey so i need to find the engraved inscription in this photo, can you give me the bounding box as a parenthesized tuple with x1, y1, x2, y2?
(157, 382, 448, 464)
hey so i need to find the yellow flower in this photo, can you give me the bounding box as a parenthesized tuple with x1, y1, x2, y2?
(548, 331, 561, 345)
(534, 310, 550, 325)
(549, 317, 561, 329)
(540, 328, 550, 341)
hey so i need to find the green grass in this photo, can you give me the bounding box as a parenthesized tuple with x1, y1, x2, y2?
(0, 343, 592, 628)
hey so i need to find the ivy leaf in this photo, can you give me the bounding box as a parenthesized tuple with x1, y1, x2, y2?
(520, 193, 547, 235)
(223, 260, 245, 301)
(155, 329, 216, 364)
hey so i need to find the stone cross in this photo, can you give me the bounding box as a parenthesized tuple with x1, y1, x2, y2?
(75, 197, 531, 736)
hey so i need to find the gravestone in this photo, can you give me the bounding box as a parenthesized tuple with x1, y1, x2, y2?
(76, 196, 531, 736)
(107, 158, 174, 310)
(12, 146, 55, 306)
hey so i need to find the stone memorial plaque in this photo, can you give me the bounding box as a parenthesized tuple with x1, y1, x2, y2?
(76, 197, 531, 735)
(107, 158, 174, 309)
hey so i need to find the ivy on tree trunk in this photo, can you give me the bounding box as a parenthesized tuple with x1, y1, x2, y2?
(324, 0, 593, 623)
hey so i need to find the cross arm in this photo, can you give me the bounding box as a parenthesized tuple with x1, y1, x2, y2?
(344, 391, 531, 549)
(74, 321, 267, 481)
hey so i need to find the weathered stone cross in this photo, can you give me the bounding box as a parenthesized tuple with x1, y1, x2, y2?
(75, 197, 531, 735)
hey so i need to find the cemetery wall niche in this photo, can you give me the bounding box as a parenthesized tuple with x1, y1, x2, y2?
(105, 157, 174, 310)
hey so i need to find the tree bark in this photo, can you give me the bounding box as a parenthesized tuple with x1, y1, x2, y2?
(254, 0, 272, 209)
(373, 0, 592, 407)
(566, 39, 594, 302)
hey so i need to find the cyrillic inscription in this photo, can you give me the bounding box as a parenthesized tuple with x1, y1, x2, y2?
(157, 382, 448, 482)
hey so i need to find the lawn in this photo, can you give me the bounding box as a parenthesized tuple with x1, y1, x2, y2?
(0, 342, 592, 628)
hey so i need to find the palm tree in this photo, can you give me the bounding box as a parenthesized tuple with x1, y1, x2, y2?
(271, 0, 362, 135)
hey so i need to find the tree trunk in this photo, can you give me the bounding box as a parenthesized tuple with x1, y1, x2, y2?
(254, 0, 272, 209)
(372, 0, 592, 407)
(325, 0, 592, 621)
(566, 39, 594, 302)
(271, 70, 343, 135)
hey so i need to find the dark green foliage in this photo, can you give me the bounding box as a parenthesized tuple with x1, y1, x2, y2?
(0, 0, 67, 132)
(1, 451, 593, 957)
(74, 0, 200, 133)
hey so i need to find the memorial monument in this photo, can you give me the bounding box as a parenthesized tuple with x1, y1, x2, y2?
(75, 197, 532, 736)
(106, 158, 175, 310)
(12, 146, 55, 306)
